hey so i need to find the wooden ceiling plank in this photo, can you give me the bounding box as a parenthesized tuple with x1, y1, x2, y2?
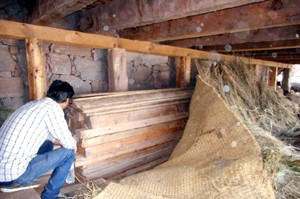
(79, 0, 263, 32)
(0, 19, 292, 68)
(30, 0, 100, 25)
(162, 25, 300, 48)
(118, 0, 300, 42)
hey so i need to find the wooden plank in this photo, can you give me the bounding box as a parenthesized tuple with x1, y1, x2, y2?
(79, 140, 178, 171)
(84, 100, 191, 117)
(80, 127, 183, 156)
(80, 119, 186, 147)
(76, 112, 189, 139)
(107, 48, 128, 92)
(85, 102, 189, 129)
(74, 89, 193, 110)
(25, 38, 46, 100)
(119, 0, 300, 42)
(75, 132, 182, 166)
(79, 143, 174, 175)
(0, 20, 292, 68)
(81, 147, 174, 180)
(177, 56, 191, 88)
(73, 88, 188, 100)
(107, 156, 170, 180)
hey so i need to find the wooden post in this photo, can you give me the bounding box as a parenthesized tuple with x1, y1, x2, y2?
(281, 68, 290, 95)
(176, 56, 191, 88)
(268, 67, 278, 90)
(107, 48, 128, 92)
(25, 38, 46, 100)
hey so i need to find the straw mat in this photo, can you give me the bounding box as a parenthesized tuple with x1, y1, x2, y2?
(94, 76, 275, 199)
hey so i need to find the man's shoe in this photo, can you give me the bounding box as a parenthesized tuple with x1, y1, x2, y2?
(0, 181, 40, 193)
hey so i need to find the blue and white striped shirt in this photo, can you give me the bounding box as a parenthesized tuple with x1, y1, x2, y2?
(0, 97, 76, 182)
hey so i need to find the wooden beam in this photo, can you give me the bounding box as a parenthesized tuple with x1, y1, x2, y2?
(107, 48, 128, 91)
(119, 0, 300, 42)
(0, 19, 292, 68)
(162, 25, 300, 48)
(25, 38, 46, 100)
(176, 56, 191, 88)
(30, 0, 100, 25)
(79, 0, 263, 32)
(202, 39, 300, 52)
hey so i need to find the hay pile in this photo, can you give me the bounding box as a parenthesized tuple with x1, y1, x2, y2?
(195, 58, 300, 199)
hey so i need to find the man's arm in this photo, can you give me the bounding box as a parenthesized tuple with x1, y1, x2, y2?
(53, 138, 77, 152)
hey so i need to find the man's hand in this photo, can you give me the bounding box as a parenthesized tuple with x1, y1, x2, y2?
(53, 138, 61, 146)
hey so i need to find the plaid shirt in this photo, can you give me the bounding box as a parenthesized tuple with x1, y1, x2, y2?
(0, 97, 76, 182)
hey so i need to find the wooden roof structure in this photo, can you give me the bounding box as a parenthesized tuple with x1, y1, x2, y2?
(19, 0, 300, 65)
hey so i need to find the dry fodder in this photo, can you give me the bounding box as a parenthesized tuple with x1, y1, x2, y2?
(195, 58, 300, 198)
(67, 177, 110, 199)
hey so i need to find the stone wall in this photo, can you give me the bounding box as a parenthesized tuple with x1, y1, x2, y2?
(44, 44, 108, 94)
(127, 52, 176, 90)
(0, 39, 27, 125)
(0, 39, 180, 125)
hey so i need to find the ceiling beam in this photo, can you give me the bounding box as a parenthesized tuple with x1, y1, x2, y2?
(202, 39, 300, 52)
(233, 49, 300, 64)
(78, 0, 263, 32)
(30, 0, 100, 25)
(118, 0, 300, 42)
(161, 25, 300, 48)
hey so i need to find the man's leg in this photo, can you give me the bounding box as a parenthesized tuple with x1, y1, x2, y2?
(15, 147, 75, 199)
(0, 140, 54, 188)
(37, 140, 54, 154)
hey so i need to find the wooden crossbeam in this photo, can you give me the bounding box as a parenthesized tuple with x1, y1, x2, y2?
(0, 19, 292, 68)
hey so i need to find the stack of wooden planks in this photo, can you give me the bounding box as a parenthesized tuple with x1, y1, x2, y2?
(66, 88, 193, 181)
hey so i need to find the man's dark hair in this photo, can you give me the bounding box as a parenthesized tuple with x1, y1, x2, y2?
(46, 80, 75, 103)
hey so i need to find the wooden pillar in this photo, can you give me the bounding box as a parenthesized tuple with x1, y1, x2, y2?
(107, 48, 128, 92)
(268, 67, 278, 90)
(281, 68, 290, 94)
(25, 38, 46, 100)
(176, 56, 191, 88)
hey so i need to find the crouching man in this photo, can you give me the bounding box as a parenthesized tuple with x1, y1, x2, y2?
(0, 80, 77, 199)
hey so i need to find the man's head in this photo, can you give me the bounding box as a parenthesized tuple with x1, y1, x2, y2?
(46, 80, 74, 109)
